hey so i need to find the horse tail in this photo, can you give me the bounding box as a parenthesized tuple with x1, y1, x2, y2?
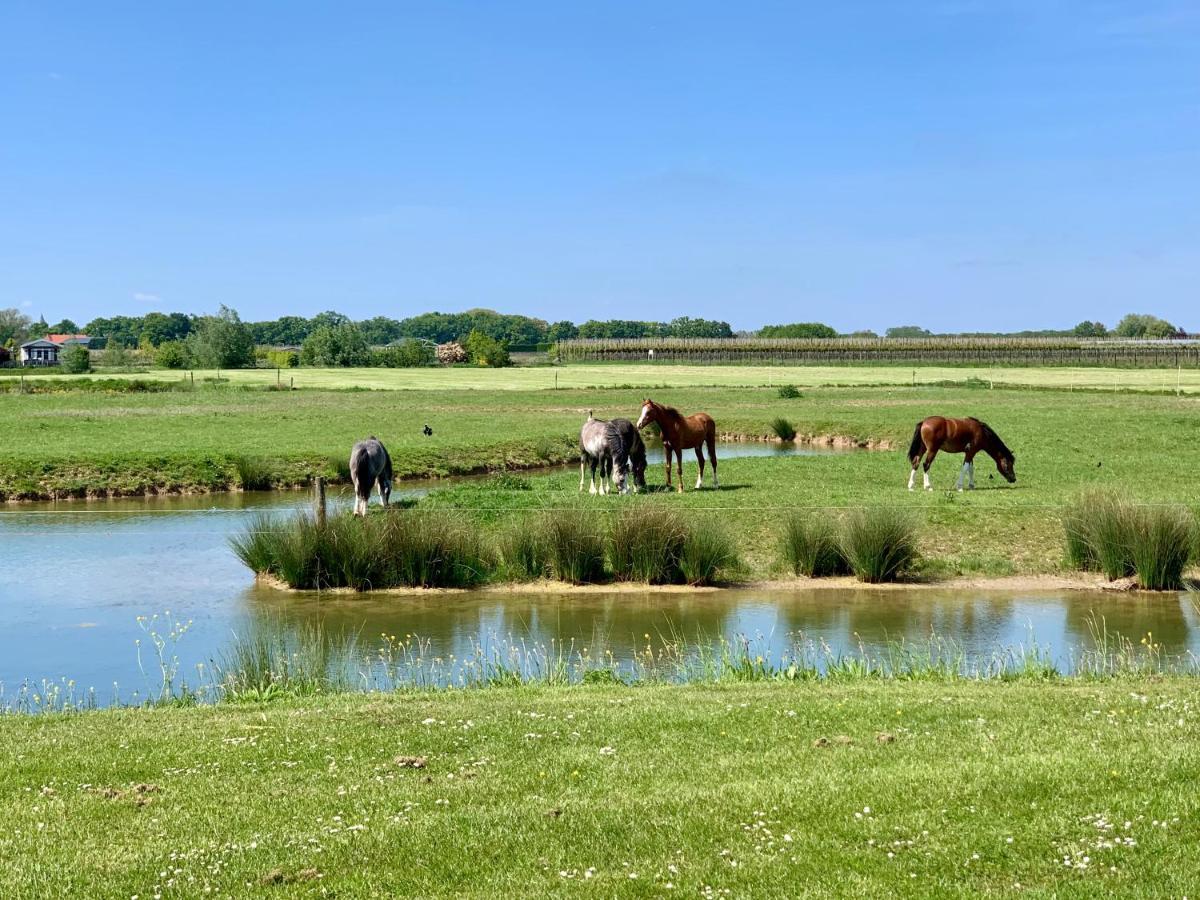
(706, 417, 717, 464)
(349, 444, 372, 500)
(907, 420, 926, 462)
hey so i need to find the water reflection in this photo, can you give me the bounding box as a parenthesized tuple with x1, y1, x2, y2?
(1, 481, 1198, 703)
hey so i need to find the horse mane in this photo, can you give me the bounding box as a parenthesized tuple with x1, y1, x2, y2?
(968, 418, 1013, 459)
(603, 420, 628, 463)
(652, 401, 685, 425)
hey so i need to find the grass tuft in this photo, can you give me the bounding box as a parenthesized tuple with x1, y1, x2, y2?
(1062, 490, 1195, 589)
(776, 384, 801, 399)
(233, 455, 274, 491)
(498, 522, 548, 581)
(781, 514, 849, 577)
(769, 417, 797, 441)
(608, 507, 689, 584)
(679, 525, 739, 586)
(541, 510, 608, 584)
(839, 508, 919, 583)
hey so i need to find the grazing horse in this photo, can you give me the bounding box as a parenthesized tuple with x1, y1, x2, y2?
(907, 417, 1015, 491)
(349, 436, 393, 515)
(609, 418, 647, 493)
(635, 399, 718, 492)
(580, 412, 630, 495)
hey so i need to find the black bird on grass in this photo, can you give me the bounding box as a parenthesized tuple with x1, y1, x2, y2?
(423, 424, 433, 437)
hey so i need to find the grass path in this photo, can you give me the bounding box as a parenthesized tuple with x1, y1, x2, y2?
(2, 680, 1198, 896)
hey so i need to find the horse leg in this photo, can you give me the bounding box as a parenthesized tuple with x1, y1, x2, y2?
(663, 443, 673, 490)
(922, 447, 939, 491)
(707, 431, 718, 488)
(695, 446, 705, 489)
(589, 458, 599, 495)
(965, 450, 977, 490)
(676, 448, 684, 493)
(579, 454, 587, 492)
(600, 457, 610, 495)
(902, 448, 921, 489)
(380, 477, 391, 508)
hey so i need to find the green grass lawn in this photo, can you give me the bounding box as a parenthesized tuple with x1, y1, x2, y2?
(4, 380, 1199, 576)
(2, 680, 1198, 897)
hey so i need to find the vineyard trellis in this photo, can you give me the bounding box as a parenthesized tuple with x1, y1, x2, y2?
(555, 337, 1200, 368)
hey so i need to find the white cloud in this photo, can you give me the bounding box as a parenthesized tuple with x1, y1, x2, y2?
(132, 292, 162, 304)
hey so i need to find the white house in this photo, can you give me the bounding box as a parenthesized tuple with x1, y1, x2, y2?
(20, 339, 62, 366)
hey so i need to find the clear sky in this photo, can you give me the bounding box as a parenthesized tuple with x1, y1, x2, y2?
(2, 1, 1197, 332)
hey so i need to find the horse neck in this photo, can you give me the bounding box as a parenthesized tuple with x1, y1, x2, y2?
(653, 405, 682, 438)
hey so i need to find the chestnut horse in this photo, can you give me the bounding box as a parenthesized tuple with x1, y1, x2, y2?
(907, 416, 1016, 491)
(635, 399, 718, 492)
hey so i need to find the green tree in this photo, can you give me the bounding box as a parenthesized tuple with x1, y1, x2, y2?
(666, 317, 734, 338)
(139, 312, 193, 346)
(84, 316, 142, 348)
(47, 318, 79, 334)
(1073, 320, 1108, 337)
(60, 343, 91, 373)
(758, 322, 838, 339)
(300, 323, 370, 367)
(155, 340, 189, 369)
(1114, 314, 1180, 339)
(463, 329, 511, 367)
(885, 325, 933, 338)
(186, 306, 256, 368)
(0, 308, 33, 346)
(248, 316, 311, 345)
(546, 320, 579, 342)
(358, 316, 402, 346)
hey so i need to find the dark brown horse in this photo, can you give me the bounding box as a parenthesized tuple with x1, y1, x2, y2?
(635, 399, 718, 492)
(907, 416, 1015, 491)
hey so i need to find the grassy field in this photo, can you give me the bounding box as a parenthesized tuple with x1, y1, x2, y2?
(2, 679, 1198, 897)
(6, 361, 1200, 392)
(5, 377, 1199, 578)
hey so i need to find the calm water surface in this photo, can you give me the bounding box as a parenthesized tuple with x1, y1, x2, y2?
(2, 448, 1197, 702)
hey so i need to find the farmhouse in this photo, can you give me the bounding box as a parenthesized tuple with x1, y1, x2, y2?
(19, 333, 92, 366)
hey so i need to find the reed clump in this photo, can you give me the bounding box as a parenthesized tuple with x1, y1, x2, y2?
(229, 510, 490, 590)
(770, 417, 797, 441)
(609, 507, 689, 584)
(541, 510, 608, 584)
(1063, 490, 1195, 590)
(781, 514, 849, 577)
(840, 508, 919, 583)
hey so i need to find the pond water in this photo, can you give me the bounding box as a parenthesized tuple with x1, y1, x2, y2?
(2, 450, 1197, 704)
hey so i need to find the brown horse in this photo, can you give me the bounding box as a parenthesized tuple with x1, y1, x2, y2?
(908, 416, 1015, 491)
(635, 399, 718, 492)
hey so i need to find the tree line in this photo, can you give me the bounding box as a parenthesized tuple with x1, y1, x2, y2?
(0, 304, 1188, 371)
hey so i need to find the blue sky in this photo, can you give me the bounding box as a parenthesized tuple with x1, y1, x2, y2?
(2, 2, 1197, 332)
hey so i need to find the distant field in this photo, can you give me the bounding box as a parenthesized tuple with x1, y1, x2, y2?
(5, 362, 1200, 393)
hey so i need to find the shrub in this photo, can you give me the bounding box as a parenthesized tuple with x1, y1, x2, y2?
(781, 515, 848, 577)
(609, 507, 688, 584)
(464, 329, 511, 367)
(679, 525, 739, 586)
(770, 417, 797, 441)
(436, 341, 467, 364)
(301, 323, 370, 367)
(541, 511, 607, 584)
(264, 349, 299, 369)
(840, 508, 919, 583)
(155, 340, 188, 369)
(373, 339, 435, 368)
(60, 344, 91, 374)
(776, 384, 801, 399)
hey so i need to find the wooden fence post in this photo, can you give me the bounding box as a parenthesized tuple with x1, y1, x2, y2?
(313, 476, 327, 526)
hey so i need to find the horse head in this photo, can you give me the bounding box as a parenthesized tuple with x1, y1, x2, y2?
(997, 453, 1016, 483)
(635, 399, 655, 430)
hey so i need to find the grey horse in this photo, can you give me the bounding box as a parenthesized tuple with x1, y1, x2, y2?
(579, 412, 629, 495)
(608, 418, 646, 492)
(349, 436, 393, 516)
